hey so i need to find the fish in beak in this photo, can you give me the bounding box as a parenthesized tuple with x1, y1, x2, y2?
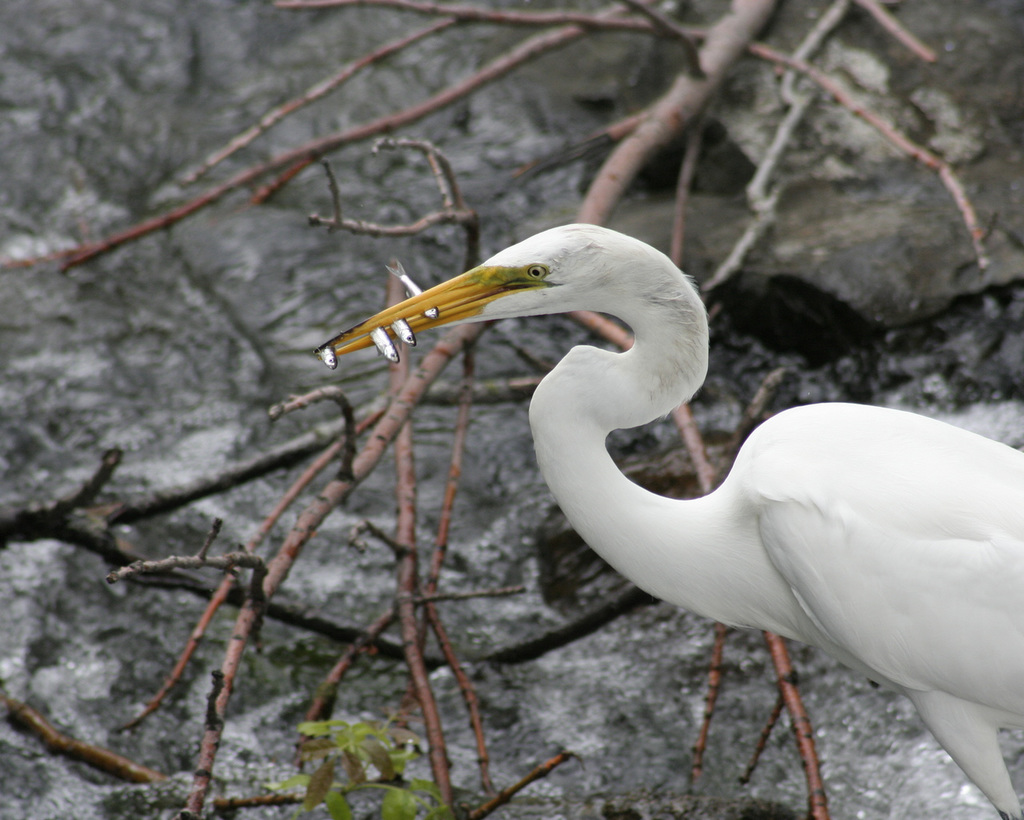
(315, 262, 552, 368)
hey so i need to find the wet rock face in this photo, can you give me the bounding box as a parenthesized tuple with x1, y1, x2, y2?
(613, 0, 1024, 347)
(1, 2, 1023, 820)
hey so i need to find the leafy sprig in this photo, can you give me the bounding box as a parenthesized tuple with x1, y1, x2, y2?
(268, 720, 453, 820)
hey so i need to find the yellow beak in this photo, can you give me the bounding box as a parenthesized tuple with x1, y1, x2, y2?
(315, 264, 544, 368)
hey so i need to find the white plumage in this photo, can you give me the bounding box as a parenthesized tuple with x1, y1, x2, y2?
(318, 224, 1024, 819)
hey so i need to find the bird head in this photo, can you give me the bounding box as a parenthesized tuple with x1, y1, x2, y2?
(314, 223, 698, 368)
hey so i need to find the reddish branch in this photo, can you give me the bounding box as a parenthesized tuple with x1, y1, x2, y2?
(251, 8, 624, 204)
(577, 0, 778, 225)
(740, 692, 786, 785)
(3, 10, 594, 272)
(122, 389, 364, 731)
(852, 0, 936, 62)
(681, 383, 826, 819)
(747, 41, 988, 270)
(175, 318, 484, 817)
(276, 0, 683, 36)
(671, 403, 717, 498)
(419, 345, 497, 795)
(465, 750, 577, 820)
(2, 691, 167, 784)
(182, 19, 457, 184)
(669, 116, 705, 267)
(305, 606, 398, 724)
(387, 276, 455, 806)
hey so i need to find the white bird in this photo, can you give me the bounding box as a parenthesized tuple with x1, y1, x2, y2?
(316, 224, 1024, 820)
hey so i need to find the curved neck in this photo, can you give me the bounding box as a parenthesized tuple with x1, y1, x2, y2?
(527, 320, 812, 636)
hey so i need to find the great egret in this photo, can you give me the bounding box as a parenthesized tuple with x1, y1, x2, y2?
(316, 224, 1024, 819)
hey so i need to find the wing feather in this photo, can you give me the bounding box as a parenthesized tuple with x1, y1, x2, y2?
(737, 403, 1024, 712)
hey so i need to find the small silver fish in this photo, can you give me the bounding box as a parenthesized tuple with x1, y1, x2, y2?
(317, 345, 338, 370)
(387, 259, 439, 320)
(386, 259, 421, 297)
(370, 326, 399, 363)
(391, 318, 416, 346)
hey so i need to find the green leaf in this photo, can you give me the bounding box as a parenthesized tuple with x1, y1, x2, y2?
(266, 773, 311, 791)
(299, 737, 338, 761)
(362, 735, 396, 780)
(298, 720, 346, 737)
(324, 790, 353, 820)
(389, 746, 418, 775)
(303, 758, 336, 811)
(381, 786, 419, 820)
(341, 749, 366, 784)
(424, 805, 456, 820)
(349, 721, 374, 743)
(409, 779, 441, 800)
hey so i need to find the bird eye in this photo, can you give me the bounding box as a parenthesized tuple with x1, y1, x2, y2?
(527, 264, 547, 279)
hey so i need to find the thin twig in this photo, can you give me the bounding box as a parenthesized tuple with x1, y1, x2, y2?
(107, 545, 264, 585)
(269, 385, 358, 479)
(323, 160, 344, 230)
(303, 606, 397, 724)
(181, 19, 457, 184)
(705, 0, 850, 291)
(196, 518, 223, 561)
(730, 367, 787, 449)
(851, 0, 936, 62)
(702, 187, 779, 291)
(465, 750, 578, 820)
(2, 690, 167, 784)
(308, 207, 478, 237)
(387, 272, 454, 805)
(671, 403, 717, 495)
(421, 374, 539, 406)
(670, 116, 705, 267)
(748, 41, 989, 270)
(420, 345, 497, 794)
(577, 0, 778, 225)
(617, 0, 704, 78)
(177, 670, 226, 817)
(276, 0, 689, 37)
(419, 585, 525, 605)
(375, 137, 466, 211)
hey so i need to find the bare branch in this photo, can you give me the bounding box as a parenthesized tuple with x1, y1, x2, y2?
(748, 41, 989, 270)
(852, 0, 936, 62)
(181, 19, 457, 184)
(466, 750, 578, 820)
(618, 0, 704, 78)
(1, 690, 168, 784)
(577, 0, 778, 226)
